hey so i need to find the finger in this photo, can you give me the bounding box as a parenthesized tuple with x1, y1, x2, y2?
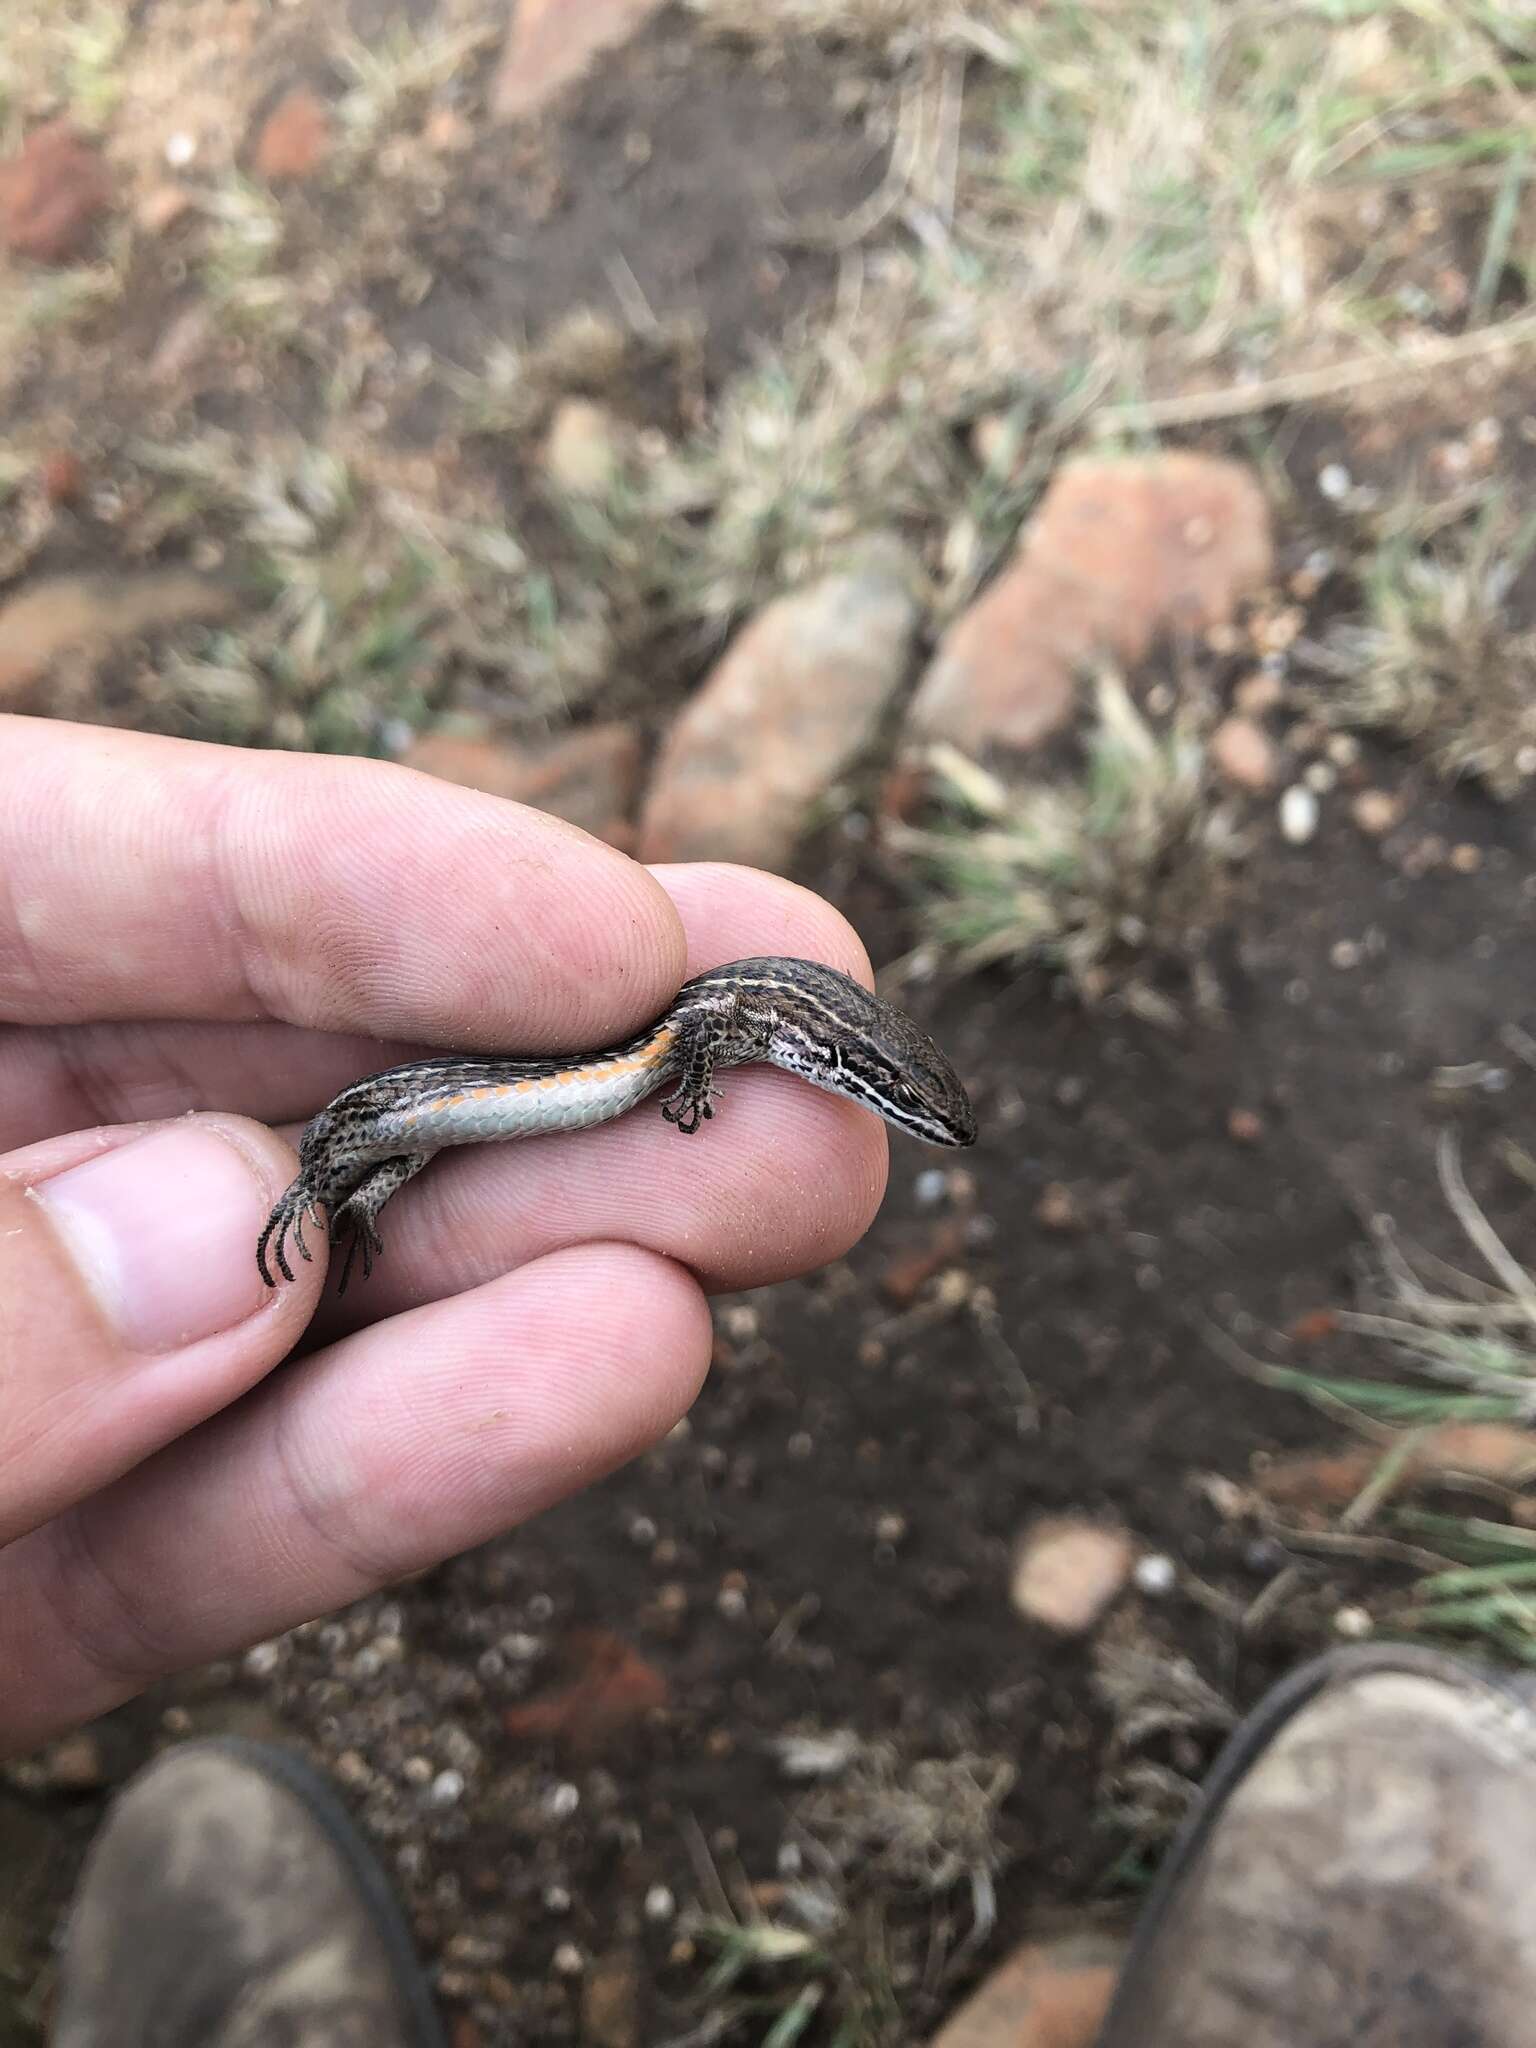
(0, 1020, 422, 1152)
(0, 1243, 710, 1750)
(0, 1115, 320, 1548)
(0, 867, 875, 1149)
(647, 862, 875, 984)
(301, 865, 888, 1330)
(0, 716, 685, 1042)
(321, 1064, 887, 1325)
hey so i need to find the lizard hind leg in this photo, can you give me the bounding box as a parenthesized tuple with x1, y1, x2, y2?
(327, 1153, 430, 1294)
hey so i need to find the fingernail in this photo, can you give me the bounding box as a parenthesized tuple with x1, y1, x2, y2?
(36, 1124, 273, 1353)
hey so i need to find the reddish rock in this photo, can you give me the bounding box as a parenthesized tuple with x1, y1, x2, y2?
(38, 449, 84, 506)
(878, 1219, 966, 1307)
(1225, 1107, 1265, 1144)
(908, 454, 1274, 758)
(137, 182, 194, 235)
(1287, 1308, 1340, 1344)
(0, 121, 112, 265)
(1011, 1519, 1136, 1635)
(402, 725, 643, 850)
(930, 1930, 1125, 2048)
(1351, 788, 1400, 837)
(491, 0, 666, 123)
(1210, 715, 1277, 792)
(501, 1632, 667, 1756)
(253, 88, 331, 183)
(1259, 1424, 1536, 1513)
(0, 573, 234, 702)
(638, 543, 919, 869)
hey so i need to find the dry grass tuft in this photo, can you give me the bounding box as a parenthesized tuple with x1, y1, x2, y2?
(668, 1740, 1012, 2047)
(893, 670, 1244, 1017)
(1301, 494, 1536, 798)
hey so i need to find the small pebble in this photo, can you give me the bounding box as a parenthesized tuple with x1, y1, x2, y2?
(164, 131, 197, 168)
(874, 1511, 908, 1546)
(1351, 790, 1398, 837)
(1133, 1554, 1177, 1596)
(1279, 785, 1319, 844)
(1333, 1606, 1373, 1639)
(1330, 939, 1362, 970)
(1450, 842, 1483, 874)
(543, 1885, 572, 1915)
(644, 1886, 676, 1922)
(1303, 760, 1337, 794)
(428, 1769, 464, 1807)
(552, 1943, 585, 1977)
(1317, 463, 1352, 501)
(1227, 1108, 1265, 1144)
(1233, 671, 1283, 715)
(914, 1168, 948, 1208)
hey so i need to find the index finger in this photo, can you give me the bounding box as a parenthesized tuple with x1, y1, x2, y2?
(0, 717, 687, 1047)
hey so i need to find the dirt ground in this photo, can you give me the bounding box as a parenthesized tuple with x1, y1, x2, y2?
(6, 5, 1536, 2045)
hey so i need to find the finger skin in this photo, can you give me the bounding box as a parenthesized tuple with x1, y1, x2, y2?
(3, 862, 891, 1315)
(0, 1244, 711, 1751)
(0, 860, 875, 1146)
(0, 716, 686, 1040)
(0, 1117, 319, 1547)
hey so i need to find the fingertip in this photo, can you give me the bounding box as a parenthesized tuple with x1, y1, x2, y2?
(646, 863, 875, 987)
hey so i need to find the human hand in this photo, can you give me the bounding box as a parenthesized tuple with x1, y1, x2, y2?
(0, 716, 888, 1751)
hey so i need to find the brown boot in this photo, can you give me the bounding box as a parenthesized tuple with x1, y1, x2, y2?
(1097, 1643, 1536, 2047)
(54, 1736, 444, 2047)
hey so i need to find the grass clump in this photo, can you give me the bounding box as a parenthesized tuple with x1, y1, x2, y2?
(1302, 494, 1536, 798)
(125, 429, 610, 751)
(669, 1743, 1012, 2048)
(1255, 1130, 1536, 1664)
(894, 670, 1243, 1015)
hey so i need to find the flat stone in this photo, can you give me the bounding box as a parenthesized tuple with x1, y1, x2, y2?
(253, 88, 331, 183)
(491, 0, 666, 124)
(1210, 715, 1277, 792)
(908, 454, 1273, 759)
(0, 573, 235, 701)
(0, 120, 112, 265)
(638, 541, 920, 869)
(1011, 1518, 1136, 1635)
(929, 1929, 1126, 2048)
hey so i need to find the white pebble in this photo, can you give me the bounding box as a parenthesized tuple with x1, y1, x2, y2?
(914, 1168, 948, 1208)
(552, 1942, 585, 1977)
(1303, 760, 1337, 794)
(546, 1782, 580, 1819)
(644, 1885, 676, 1923)
(1279, 785, 1319, 844)
(164, 131, 197, 168)
(1133, 1553, 1177, 1595)
(543, 1885, 572, 1914)
(1317, 463, 1352, 501)
(428, 1769, 464, 1807)
(1333, 1605, 1373, 1638)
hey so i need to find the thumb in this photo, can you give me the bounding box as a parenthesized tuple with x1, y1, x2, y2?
(0, 1115, 319, 1547)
